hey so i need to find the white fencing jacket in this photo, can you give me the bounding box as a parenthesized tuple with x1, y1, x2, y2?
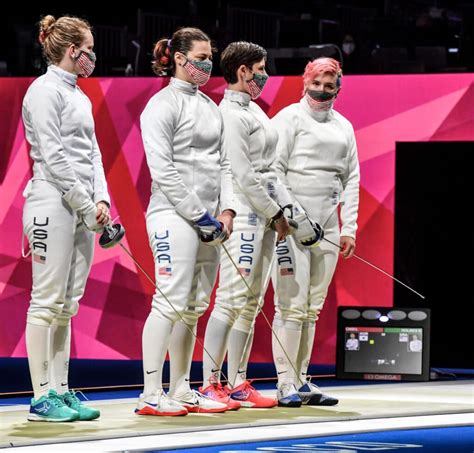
(22, 65, 109, 209)
(272, 97, 360, 238)
(219, 89, 281, 219)
(141, 78, 234, 221)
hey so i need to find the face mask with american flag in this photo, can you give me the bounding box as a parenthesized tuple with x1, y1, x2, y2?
(305, 89, 337, 112)
(75, 50, 96, 78)
(183, 58, 213, 86)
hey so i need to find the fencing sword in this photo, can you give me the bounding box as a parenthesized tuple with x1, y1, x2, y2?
(100, 224, 234, 388)
(221, 245, 276, 389)
(221, 242, 307, 389)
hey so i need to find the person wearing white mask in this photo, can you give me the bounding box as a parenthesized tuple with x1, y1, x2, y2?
(200, 41, 291, 409)
(136, 27, 236, 417)
(22, 14, 110, 422)
(342, 34, 356, 57)
(341, 34, 360, 74)
(271, 57, 360, 407)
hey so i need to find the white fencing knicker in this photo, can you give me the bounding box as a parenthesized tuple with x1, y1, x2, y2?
(23, 179, 95, 327)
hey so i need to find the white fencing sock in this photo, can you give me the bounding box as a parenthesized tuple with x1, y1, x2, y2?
(272, 317, 302, 388)
(26, 321, 51, 400)
(202, 315, 232, 386)
(227, 319, 253, 389)
(49, 319, 71, 394)
(168, 320, 197, 398)
(296, 321, 316, 387)
(142, 312, 174, 396)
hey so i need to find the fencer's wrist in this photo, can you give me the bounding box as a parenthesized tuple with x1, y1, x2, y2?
(62, 181, 94, 213)
(96, 200, 110, 208)
(272, 208, 285, 223)
(195, 211, 221, 232)
(221, 209, 236, 219)
(82, 205, 104, 233)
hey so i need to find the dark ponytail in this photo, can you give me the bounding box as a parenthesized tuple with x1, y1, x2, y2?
(151, 38, 172, 75)
(151, 27, 212, 76)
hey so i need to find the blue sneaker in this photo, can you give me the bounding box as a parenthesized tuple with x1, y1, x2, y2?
(297, 380, 339, 406)
(28, 389, 79, 422)
(62, 390, 100, 420)
(277, 383, 302, 407)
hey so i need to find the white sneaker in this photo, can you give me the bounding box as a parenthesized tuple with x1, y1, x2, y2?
(135, 390, 188, 416)
(172, 389, 228, 413)
(297, 380, 339, 406)
(277, 383, 302, 407)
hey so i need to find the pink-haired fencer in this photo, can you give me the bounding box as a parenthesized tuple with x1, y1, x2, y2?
(270, 57, 360, 407)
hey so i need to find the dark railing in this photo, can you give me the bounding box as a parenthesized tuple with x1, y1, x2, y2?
(93, 25, 128, 76)
(226, 7, 282, 49)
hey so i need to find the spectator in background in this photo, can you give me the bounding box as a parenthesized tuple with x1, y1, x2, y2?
(341, 34, 361, 74)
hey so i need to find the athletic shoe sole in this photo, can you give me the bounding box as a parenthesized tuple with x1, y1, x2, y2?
(233, 399, 278, 408)
(135, 407, 188, 416)
(277, 400, 302, 408)
(77, 412, 101, 421)
(27, 413, 78, 422)
(183, 404, 227, 414)
(305, 394, 339, 406)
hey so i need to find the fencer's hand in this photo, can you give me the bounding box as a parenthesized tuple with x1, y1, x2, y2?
(217, 210, 235, 240)
(340, 236, 356, 259)
(274, 216, 290, 242)
(96, 202, 111, 226)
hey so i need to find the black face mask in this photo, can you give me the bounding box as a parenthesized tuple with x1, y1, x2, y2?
(306, 89, 337, 102)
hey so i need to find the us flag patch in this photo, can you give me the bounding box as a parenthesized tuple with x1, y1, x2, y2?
(238, 267, 251, 277)
(33, 254, 46, 264)
(248, 213, 257, 226)
(159, 267, 172, 276)
(280, 267, 294, 276)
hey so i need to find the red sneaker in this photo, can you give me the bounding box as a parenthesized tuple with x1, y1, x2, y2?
(226, 380, 278, 408)
(199, 382, 241, 411)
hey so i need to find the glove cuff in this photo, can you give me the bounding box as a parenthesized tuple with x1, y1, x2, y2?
(62, 181, 95, 214)
(272, 208, 284, 222)
(175, 192, 206, 222)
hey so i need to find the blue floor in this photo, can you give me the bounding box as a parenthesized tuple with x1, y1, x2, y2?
(158, 426, 474, 453)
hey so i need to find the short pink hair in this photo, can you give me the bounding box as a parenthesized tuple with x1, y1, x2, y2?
(303, 57, 342, 86)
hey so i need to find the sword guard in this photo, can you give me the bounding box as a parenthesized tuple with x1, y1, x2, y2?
(99, 223, 125, 249)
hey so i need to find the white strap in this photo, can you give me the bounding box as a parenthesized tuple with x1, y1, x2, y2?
(21, 234, 31, 258)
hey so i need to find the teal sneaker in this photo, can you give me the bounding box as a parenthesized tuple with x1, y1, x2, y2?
(62, 390, 100, 421)
(28, 389, 79, 422)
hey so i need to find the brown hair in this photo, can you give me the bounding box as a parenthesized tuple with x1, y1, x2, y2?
(38, 15, 92, 65)
(220, 41, 267, 84)
(151, 27, 211, 76)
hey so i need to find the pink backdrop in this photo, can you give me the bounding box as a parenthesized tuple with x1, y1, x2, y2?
(1, 74, 473, 365)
